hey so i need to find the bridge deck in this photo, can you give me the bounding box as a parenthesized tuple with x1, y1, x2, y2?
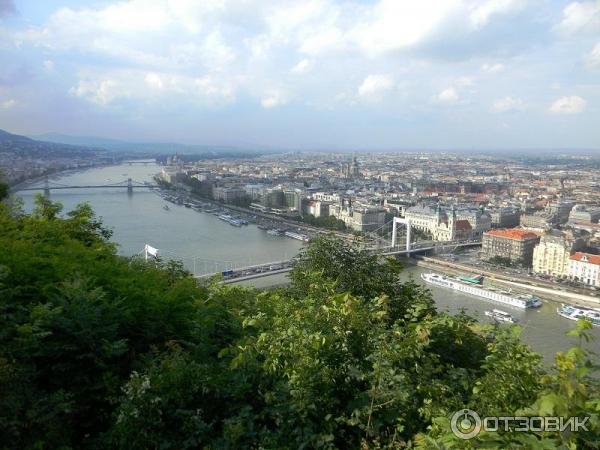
(20, 185, 159, 191)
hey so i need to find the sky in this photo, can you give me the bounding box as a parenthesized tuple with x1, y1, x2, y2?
(0, 0, 599, 150)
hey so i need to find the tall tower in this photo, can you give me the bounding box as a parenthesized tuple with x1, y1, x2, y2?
(351, 156, 360, 178)
(449, 205, 457, 240)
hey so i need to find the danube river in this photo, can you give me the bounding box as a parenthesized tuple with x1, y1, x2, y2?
(16, 162, 600, 362)
(18, 163, 304, 274)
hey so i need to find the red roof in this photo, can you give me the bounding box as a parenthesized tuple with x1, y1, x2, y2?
(570, 252, 600, 265)
(484, 228, 539, 240)
(455, 219, 472, 231)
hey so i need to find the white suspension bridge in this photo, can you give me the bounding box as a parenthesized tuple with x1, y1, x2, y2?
(141, 217, 482, 284)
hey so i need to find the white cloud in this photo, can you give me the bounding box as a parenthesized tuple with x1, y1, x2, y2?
(1, 99, 17, 109)
(556, 2, 600, 35)
(290, 58, 312, 75)
(70, 78, 124, 105)
(585, 42, 600, 70)
(351, 0, 461, 57)
(261, 90, 287, 109)
(71, 70, 236, 106)
(549, 95, 587, 114)
(437, 87, 459, 103)
(97, 0, 171, 32)
(469, 0, 526, 29)
(456, 76, 475, 86)
(481, 62, 505, 73)
(145, 72, 165, 89)
(43, 60, 55, 72)
(491, 96, 524, 112)
(357, 74, 394, 99)
(200, 30, 235, 67)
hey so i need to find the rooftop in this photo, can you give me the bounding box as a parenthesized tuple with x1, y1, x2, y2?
(484, 228, 539, 240)
(570, 252, 600, 265)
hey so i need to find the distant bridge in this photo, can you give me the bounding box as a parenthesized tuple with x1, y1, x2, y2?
(123, 160, 156, 165)
(19, 177, 158, 195)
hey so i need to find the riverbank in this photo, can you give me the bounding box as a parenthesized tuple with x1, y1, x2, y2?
(157, 181, 353, 240)
(414, 256, 600, 309)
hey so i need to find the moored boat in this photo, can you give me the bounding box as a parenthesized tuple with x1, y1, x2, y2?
(557, 304, 600, 327)
(421, 272, 543, 309)
(284, 231, 310, 242)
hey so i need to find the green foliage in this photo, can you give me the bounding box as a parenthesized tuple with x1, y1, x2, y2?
(487, 255, 514, 267)
(0, 200, 597, 449)
(297, 213, 347, 230)
(0, 177, 7, 201)
(416, 320, 600, 449)
(290, 235, 435, 324)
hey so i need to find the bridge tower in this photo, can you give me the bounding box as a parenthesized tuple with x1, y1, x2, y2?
(391, 217, 411, 254)
(43, 176, 50, 197)
(127, 178, 133, 194)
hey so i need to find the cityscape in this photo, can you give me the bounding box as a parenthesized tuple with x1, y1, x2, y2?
(1, 0, 600, 448)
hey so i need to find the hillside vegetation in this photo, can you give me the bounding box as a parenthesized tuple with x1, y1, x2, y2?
(0, 186, 598, 449)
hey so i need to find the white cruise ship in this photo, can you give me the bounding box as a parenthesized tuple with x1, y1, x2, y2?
(421, 272, 543, 309)
(557, 304, 600, 327)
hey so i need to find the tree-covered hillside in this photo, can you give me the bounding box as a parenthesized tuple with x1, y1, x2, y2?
(0, 186, 598, 449)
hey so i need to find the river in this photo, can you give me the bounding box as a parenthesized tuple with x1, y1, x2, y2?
(15, 162, 600, 362)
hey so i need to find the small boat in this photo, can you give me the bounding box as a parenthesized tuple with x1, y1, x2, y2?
(163, 205, 170, 211)
(557, 304, 600, 327)
(484, 309, 517, 323)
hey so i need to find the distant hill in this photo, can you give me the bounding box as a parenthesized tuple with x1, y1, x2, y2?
(31, 132, 273, 156)
(33, 133, 126, 150)
(0, 129, 35, 143)
(0, 128, 107, 158)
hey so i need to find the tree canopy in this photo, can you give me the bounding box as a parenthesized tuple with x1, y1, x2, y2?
(0, 195, 598, 449)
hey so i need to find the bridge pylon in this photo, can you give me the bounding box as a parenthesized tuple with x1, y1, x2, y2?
(127, 178, 133, 194)
(391, 217, 411, 255)
(43, 176, 50, 197)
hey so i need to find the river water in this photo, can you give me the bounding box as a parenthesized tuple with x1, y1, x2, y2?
(16, 163, 600, 362)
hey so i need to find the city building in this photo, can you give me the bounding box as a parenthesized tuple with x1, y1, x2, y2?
(455, 207, 491, 239)
(261, 188, 285, 208)
(532, 229, 587, 277)
(568, 252, 600, 287)
(546, 201, 575, 224)
(284, 190, 303, 211)
(569, 204, 600, 224)
(328, 199, 385, 232)
(342, 157, 361, 179)
(404, 204, 486, 241)
(520, 211, 559, 232)
(333, 206, 386, 232)
(305, 200, 329, 218)
(244, 184, 265, 201)
(488, 207, 521, 228)
(212, 186, 246, 203)
(481, 228, 540, 266)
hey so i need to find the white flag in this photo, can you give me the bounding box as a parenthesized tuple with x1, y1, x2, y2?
(144, 244, 159, 258)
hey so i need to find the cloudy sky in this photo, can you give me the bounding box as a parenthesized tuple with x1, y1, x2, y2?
(0, 0, 599, 150)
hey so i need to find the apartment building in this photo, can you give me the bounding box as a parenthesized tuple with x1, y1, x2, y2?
(568, 252, 600, 287)
(481, 228, 540, 266)
(532, 230, 587, 277)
